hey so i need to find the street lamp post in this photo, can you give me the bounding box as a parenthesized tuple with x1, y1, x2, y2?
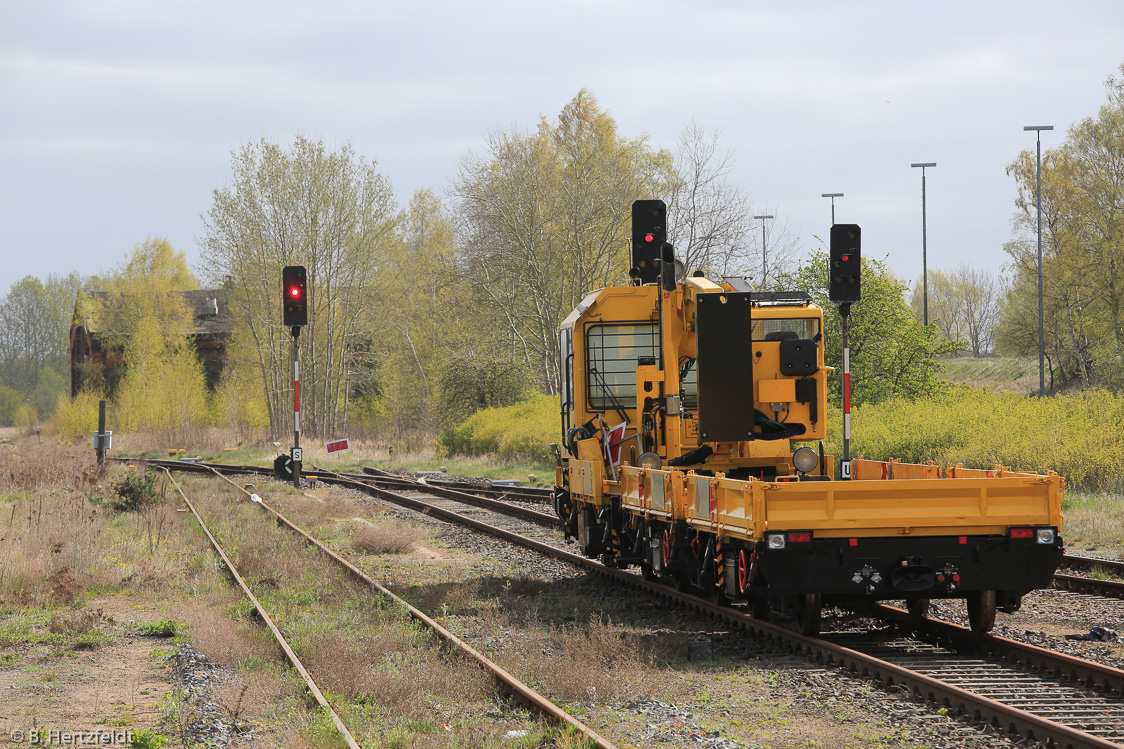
(754, 214, 775, 287)
(911, 163, 937, 326)
(1024, 125, 1054, 398)
(821, 193, 843, 225)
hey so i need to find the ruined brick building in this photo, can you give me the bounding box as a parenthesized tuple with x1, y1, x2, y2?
(70, 289, 232, 396)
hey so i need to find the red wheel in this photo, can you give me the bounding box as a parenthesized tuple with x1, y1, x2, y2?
(661, 530, 672, 568)
(737, 549, 750, 595)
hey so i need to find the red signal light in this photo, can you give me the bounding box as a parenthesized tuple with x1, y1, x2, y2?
(645, 233, 655, 243)
(282, 265, 308, 327)
(841, 255, 850, 262)
(1009, 527, 1035, 539)
(787, 531, 812, 543)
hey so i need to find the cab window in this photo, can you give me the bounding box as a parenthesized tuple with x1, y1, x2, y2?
(586, 323, 658, 410)
(751, 318, 820, 341)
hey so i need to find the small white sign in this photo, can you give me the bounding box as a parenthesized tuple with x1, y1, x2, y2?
(291, 446, 303, 463)
(840, 460, 851, 480)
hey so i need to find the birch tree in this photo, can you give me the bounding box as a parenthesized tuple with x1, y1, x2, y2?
(200, 137, 399, 438)
(452, 92, 660, 393)
(912, 265, 1002, 357)
(999, 64, 1124, 387)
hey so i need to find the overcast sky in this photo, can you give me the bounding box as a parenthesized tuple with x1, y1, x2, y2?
(2, 1, 1123, 298)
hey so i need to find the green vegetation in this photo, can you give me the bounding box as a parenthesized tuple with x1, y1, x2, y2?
(0, 273, 82, 427)
(999, 64, 1124, 390)
(129, 729, 168, 749)
(109, 471, 165, 513)
(1058, 492, 1124, 552)
(936, 356, 1039, 395)
(783, 251, 957, 406)
(439, 394, 557, 464)
(136, 620, 179, 638)
(846, 387, 1124, 492)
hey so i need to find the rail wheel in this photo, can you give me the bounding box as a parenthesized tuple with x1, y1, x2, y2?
(967, 590, 996, 634)
(906, 598, 930, 621)
(798, 593, 822, 637)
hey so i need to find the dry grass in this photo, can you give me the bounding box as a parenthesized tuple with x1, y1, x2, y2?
(213, 666, 305, 729)
(473, 608, 654, 703)
(298, 609, 492, 721)
(937, 355, 1039, 394)
(110, 426, 268, 457)
(172, 478, 525, 743)
(350, 520, 424, 555)
(1061, 492, 1124, 553)
(48, 607, 113, 635)
(176, 599, 281, 669)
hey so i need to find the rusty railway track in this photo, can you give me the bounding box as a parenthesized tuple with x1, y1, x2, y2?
(160, 468, 362, 749)
(1057, 555, 1124, 599)
(139, 458, 1124, 747)
(155, 460, 617, 749)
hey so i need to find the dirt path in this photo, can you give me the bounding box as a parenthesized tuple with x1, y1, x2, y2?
(0, 598, 174, 742)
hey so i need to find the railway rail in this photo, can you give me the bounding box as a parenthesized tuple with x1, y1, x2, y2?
(160, 468, 362, 749)
(155, 461, 617, 749)
(1057, 556, 1124, 599)
(131, 458, 1124, 601)
(361, 466, 553, 503)
(141, 458, 1124, 748)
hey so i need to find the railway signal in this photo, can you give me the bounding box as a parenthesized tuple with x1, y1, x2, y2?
(282, 265, 308, 327)
(631, 200, 666, 285)
(281, 265, 308, 487)
(829, 224, 861, 303)
(829, 224, 861, 479)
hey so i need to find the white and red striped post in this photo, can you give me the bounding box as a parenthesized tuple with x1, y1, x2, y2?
(839, 303, 852, 479)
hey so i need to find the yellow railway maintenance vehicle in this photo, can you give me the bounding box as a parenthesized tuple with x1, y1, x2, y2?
(553, 200, 1064, 636)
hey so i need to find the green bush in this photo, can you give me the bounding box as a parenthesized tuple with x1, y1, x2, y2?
(110, 471, 165, 512)
(439, 394, 558, 463)
(136, 619, 178, 637)
(844, 387, 1124, 492)
(50, 391, 103, 442)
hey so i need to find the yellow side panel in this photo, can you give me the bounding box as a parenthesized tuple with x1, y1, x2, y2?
(686, 474, 715, 525)
(761, 475, 1063, 537)
(621, 466, 641, 509)
(852, 457, 941, 480)
(619, 466, 678, 519)
(568, 459, 604, 503)
(711, 476, 762, 541)
(576, 437, 603, 464)
(757, 379, 797, 402)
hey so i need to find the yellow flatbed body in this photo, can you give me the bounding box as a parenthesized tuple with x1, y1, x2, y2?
(576, 460, 1065, 543)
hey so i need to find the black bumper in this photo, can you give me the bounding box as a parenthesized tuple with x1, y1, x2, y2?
(755, 533, 1063, 602)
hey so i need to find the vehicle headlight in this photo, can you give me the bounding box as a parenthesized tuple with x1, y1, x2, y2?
(638, 452, 662, 470)
(766, 533, 786, 550)
(792, 446, 819, 474)
(1036, 528, 1056, 544)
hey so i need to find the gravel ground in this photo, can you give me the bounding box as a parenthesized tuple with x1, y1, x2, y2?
(167, 644, 244, 747)
(354, 489, 1063, 748)
(925, 589, 1124, 670)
